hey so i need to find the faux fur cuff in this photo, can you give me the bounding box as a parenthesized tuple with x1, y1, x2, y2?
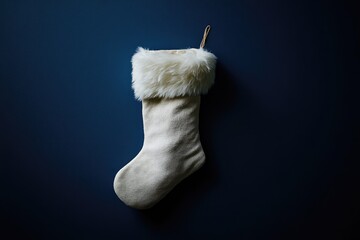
(131, 47, 216, 100)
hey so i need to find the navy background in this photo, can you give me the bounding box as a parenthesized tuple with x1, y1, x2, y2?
(1, 0, 359, 239)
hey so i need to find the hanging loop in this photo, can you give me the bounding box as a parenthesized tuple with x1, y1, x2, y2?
(200, 25, 211, 48)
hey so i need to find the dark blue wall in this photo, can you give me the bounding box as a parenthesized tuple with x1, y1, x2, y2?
(1, 0, 359, 239)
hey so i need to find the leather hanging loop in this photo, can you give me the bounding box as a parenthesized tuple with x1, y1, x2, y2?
(200, 25, 211, 48)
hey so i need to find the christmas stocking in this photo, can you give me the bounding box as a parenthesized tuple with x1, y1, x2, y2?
(113, 26, 216, 209)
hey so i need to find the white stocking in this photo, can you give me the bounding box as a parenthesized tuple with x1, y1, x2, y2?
(114, 46, 216, 209)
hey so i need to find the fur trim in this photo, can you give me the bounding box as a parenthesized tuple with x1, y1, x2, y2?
(131, 47, 216, 100)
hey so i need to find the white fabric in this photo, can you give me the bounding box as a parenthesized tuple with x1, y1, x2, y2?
(114, 96, 205, 209)
(113, 47, 216, 209)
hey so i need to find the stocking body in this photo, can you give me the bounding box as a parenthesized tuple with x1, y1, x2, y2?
(114, 96, 205, 209)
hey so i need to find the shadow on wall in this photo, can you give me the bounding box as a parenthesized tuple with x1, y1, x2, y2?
(136, 61, 241, 227)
